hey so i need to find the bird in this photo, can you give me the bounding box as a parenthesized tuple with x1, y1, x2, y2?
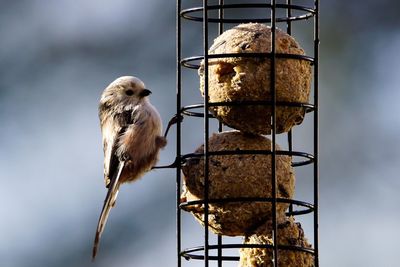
(93, 76, 167, 260)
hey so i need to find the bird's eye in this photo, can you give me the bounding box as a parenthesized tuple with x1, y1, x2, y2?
(125, 89, 134, 96)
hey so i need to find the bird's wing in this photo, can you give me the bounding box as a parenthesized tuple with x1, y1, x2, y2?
(104, 139, 120, 188)
(92, 160, 125, 260)
(93, 108, 137, 260)
(102, 109, 136, 188)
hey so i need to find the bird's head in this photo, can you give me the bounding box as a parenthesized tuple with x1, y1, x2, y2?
(100, 76, 152, 110)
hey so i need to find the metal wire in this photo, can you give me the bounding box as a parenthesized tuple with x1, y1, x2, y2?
(176, 0, 182, 266)
(202, 1, 210, 265)
(180, 4, 315, 23)
(174, 1, 319, 266)
(313, 0, 320, 265)
(270, 1, 278, 265)
(217, 2, 224, 266)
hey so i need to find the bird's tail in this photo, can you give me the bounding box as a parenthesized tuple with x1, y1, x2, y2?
(92, 161, 125, 260)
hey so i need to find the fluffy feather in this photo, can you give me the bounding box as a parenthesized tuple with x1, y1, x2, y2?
(93, 76, 167, 260)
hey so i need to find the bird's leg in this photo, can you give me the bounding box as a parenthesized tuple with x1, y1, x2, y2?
(164, 113, 183, 138)
(152, 157, 180, 169)
(151, 114, 184, 170)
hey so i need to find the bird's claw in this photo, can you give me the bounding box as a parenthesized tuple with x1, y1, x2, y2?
(164, 113, 184, 138)
(170, 113, 183, 125)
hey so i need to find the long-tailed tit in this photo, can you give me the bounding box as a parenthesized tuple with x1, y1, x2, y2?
(93, 76, 167, 260)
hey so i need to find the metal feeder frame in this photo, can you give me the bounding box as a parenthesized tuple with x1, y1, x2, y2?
(171, 1, 320, 266)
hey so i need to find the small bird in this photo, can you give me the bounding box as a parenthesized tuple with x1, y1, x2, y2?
(93, 76, 167, 260)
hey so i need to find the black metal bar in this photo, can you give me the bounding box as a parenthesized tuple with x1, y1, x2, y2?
(288, 129, 294, 214)
(180, 3, 315, 23)
(287, 0, 292, 35)
(202, 1, 210, 266)
(180, 197, 315, 216)
(314, 0, 320, 266)
(180, 53, 315, 69)
(208, 100, 314, 108)
(286, 0, 293, 211)
(288, 130, 293, 154)
(176, 1, 182, 267)
(181, 150, 315, 167)
(185, 255, 239, 261)
(180, 102, 315, 119)
(181, 150, 314, 169)
(218, 0, 224, 34)
(182, 243, 315, 255)
(217, 1, 224, 266)
(217, 235, 222, 267)
(270, 0, 278, 266)
(217, 0, 224, 135)
(181, 242, 315, 262)
(286, 5, 292, 202)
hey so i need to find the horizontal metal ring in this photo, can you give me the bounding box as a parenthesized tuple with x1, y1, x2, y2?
(181, 53, 315, 69)
(180, 3, 315, 23)
(180, 197, 314, 216)
(181, 243, 315, 261)
(181, 102, 315, 119)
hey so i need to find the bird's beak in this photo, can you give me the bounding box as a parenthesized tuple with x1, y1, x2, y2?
(140, 89, 152, 97)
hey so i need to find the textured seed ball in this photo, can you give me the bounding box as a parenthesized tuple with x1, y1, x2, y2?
(180, 131, 295, 236)
(199, 23, 312, 135)
(239, 216, 314, 267)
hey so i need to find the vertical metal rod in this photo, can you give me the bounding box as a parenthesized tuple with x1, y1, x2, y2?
(313, 0, 320, 266)
(218, 120, 223, 133)
(288, 130, 293, 155)
(217, 235, 223, 267)
(217, 0, 224, 134)
(288, 130, 293, 215)
(286, 0, 293, 217)
(217, 1, 224, 266)
(218, 0, 224, 34)
(203, 1, 210, 266)
(287, 128, 293, 215)
(287, 0, 292, 35)
(176, 0, 182, 266)
(286, 0, 292, 155)
(270, 0, 278, 267)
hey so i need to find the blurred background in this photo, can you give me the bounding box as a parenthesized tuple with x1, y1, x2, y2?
(1, 0, 399, 266)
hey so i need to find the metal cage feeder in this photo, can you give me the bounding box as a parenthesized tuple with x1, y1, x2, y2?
(172, 1, 320, 266)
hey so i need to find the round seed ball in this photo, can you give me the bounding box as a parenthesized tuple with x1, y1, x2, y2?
(199, 23, 312, 135)
(239, 216, 314, 267)
(180, 131, 295, 236)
